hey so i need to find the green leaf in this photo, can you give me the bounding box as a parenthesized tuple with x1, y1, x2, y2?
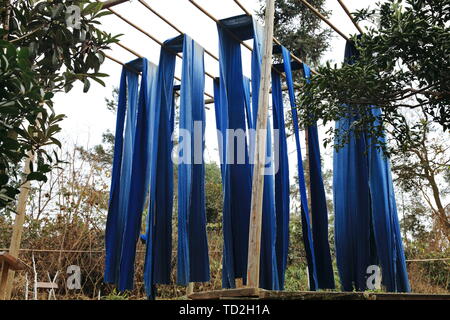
(83, 2, 103, 15)
(83, 78, 91, 92)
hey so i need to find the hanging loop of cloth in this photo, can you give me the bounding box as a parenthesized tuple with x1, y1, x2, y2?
(105, 58, 158, 292)
(175, 34, 210, 286)
(215, 14, 278, 290)
(143, 34, 210, 299)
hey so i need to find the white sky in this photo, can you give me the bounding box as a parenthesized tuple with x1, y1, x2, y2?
(52, 0, 379, 177)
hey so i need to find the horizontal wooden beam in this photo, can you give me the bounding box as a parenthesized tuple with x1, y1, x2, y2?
(101, 0, 130, 9)
(0, 252, 27, 271)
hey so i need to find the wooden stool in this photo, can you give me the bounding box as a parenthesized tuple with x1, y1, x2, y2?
(0, 251, 27, 300)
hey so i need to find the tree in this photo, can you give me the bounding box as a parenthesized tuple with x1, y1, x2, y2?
(0, 0, 119, 209)
(257, 0, 332, 66)
(391, 110, 450, 241)
(299, 0, 450, 151)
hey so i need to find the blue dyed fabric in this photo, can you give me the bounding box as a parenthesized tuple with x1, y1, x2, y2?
(333, 40, 410, 292)
(216, 19, 253, 289)
(143, 38, 177, 299)
(143, 35, 211, 298)
(215, 15, 278, 290)
(271, 70, 290, 290)
(105, 58, 158, 291)
(176, 35, 210, 286)
(303, 65, 335, 289)
(280, 46, 318, 290)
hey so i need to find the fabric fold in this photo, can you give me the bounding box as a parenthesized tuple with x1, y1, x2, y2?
(105, 58, 158, 292)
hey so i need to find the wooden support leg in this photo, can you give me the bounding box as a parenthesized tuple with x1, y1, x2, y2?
(187, 282, 194, 296)
(0, 262, 10, 300)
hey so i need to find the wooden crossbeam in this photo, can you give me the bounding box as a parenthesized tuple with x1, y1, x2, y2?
(0, 252, 27, 271)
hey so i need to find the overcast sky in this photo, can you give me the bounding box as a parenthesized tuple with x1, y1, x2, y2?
(52, 0, 380, 176)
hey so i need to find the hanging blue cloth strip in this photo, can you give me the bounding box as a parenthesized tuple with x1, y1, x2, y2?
(216, 17, 253, 289)
(176, 34, 210, 286)
(334, 40, 410, 292)
(144, 38, 177, 298)
(281, 46, 318, 290)
(302, 65, 335, 289)
(271, 70, 290, 290)
(215, 15, 278, 289)
(105, 58, 158, 291)
(367, 108, 410, 292)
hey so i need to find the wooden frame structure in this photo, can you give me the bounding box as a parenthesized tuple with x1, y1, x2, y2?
(5, 0, 448, 301)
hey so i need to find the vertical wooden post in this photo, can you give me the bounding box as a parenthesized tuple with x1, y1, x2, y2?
(4, 152, 35, 299)
(246, 0, 275, 289)
(0, 262, 9, 299)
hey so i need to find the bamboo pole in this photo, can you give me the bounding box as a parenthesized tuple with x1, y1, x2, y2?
(101, 0, 130, 9)
(107, 7, 217, 80)
(246, 0, 275, 289)
(111, 43, 214, 100)
(104, 54, 214, 106)
(188, 0, 306, 89)
(337, 0, 363, 34)
(297, 0, 350, 41)
(137, 0, 219, 62)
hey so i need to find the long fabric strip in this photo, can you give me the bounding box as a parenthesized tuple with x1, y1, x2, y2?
(271, 70, 290, 290)
(303, 65, 335, 289)
(281, 46, 318, 290)
(216, 19, 252, 288)
(333, 40, 410, 292)
(177, 35, 210, 286)
(367, 108, 410, 292)
(215, 15, 278, 289)
(144, 40, 177, 298)
(105, 58, 157, 291)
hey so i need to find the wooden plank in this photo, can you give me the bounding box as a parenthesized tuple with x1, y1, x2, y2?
(258, 290, 373, 300)
(189, 288, 260, 300)
(0, 252, 26, 271)
(373, 292, 450, 300)
(36, 282, 58, 290)
(189, 289, 450, 300)
(246, 0, 276, 289)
